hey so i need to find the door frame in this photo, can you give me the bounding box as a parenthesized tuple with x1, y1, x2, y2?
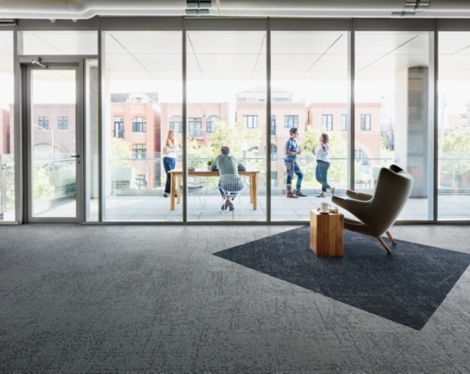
(20, 56, 87, 223)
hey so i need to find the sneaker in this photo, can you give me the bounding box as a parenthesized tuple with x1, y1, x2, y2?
(228, 201, 234, 211)
(328, 187, 335, 195)
(221, 198, 231, 211)
(163, 192, 169, 198)
(295, 190, 307, 197)
(317, 192, 326, 198)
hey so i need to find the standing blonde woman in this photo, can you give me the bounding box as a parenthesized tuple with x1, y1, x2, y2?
(314, 133, 335, 198)
(162, 129, 178, 197)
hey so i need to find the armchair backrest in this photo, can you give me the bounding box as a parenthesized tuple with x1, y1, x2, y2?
(367, 164, 413, 235)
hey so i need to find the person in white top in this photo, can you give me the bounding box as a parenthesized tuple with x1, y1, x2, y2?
(314, 133, 335, 198)
(162, 130, 178, 197)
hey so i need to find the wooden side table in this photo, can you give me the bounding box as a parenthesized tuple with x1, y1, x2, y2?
(310, 210, 344, 257)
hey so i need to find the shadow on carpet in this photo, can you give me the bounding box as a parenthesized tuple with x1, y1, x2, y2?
(213, 227, 470, 330)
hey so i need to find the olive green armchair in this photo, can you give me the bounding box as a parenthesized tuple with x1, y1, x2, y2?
(332, 164, 413, 254)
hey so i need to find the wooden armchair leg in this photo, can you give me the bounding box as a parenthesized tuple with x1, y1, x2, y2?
(377, 236, 392, 254)
(386, 230, 397, 246)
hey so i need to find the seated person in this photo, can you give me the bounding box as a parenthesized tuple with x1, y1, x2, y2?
(211, 146, 246, 211)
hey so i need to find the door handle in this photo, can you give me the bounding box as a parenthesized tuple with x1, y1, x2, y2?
(71, 154, 80, 158)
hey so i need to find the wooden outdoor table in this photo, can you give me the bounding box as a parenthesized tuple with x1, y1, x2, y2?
(170, 170, 259, 211)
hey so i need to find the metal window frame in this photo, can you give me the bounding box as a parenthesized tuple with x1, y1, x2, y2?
(184, 18, 268, 223)
(348, 25, 355, 191)
(266, 18, 272, 223)
(2, 17, 470, 225)
(21, 58, 86, 223)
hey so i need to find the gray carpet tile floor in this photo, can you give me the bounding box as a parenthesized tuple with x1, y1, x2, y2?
(0, 224, 469, 373)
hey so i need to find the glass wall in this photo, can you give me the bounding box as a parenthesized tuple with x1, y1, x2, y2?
(103, 31, 182, 221)
(355, 31, 433, 220)
(186, 31, 266, 221)
(0, 31, 15, 221)
(30, 69, 77, 218)
(4, 22, 470, 223)
(438, 32, 470, 219)
(271, 31, 349, 220)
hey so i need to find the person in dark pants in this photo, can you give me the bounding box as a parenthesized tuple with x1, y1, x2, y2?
(314, 133, 335, 198)
(162, 129, 178, 197)
(284, 127, 306, 198)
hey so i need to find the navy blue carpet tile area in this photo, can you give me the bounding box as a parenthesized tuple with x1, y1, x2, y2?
(214, 227, 470, 330)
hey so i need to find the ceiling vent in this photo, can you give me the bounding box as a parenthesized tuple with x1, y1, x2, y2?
(393, 0, 430, 16)
(186, 0, 212, 15)
(404, 0, 431, 9)
(0, 19, 16, 27)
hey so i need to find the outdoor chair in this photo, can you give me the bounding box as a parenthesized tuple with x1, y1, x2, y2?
(332, 164, 413, 254)
(218, 174, 244, 216)
(178, 177, 205, 209)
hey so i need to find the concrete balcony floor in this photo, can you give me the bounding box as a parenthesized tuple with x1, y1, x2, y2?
(19, 192, 470, 222)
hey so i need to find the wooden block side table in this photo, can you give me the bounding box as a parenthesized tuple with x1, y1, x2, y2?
(310, 210, 344, 257)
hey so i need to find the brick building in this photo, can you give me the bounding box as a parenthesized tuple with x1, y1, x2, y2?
(110, 93, 160, 189)
(31, 104, 75, 160)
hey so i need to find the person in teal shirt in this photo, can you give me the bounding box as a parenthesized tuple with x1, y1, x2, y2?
(211, 146, 246, 211)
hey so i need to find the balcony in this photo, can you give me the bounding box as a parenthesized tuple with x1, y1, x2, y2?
(3, 154, 468, 221)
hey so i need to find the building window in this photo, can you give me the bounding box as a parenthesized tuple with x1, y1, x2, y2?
(341, 114, 348, 131)
(271, 115, 276, 136)
(355, 147, 369, 166)
(113, 116, 124, 138)
(38, 116, 49, 130)
(132, 117, 146, 133)
(284, 115, 299, 128)
(57, 116, 68, 130)
(360, 114, 372, 131)
(169, 115, 182, 133)
(136, 174, 147, 189)
(132, 144, 147, 159)
(189, 117, 202, 137)
(270, 144, 278, 160)
(322, 114, 333, 131)
(244, 115, 258, 129)
(206, 115, 219, 133)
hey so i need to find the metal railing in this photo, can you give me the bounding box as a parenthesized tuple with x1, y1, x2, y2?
(1, 154, 469, 214)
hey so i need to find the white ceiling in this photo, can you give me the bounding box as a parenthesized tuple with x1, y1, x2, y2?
(104, 31, 182, 80)
(3, 0, 470, 18)
(2, 30, 470, 81)
(271, 31, 347, 80)
(0, 32, 14, 73)
(21, 31, 98, 55)
(187, 31, 266, 81)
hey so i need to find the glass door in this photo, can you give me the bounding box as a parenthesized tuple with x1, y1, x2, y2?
(26, 63, 83, 222)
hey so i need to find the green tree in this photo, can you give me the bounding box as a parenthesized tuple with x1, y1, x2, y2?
(187, 139, 212, 169)
(188, 120, 262, 169)
(111, 138, 131, 167)
(209, 121, 261, 159)
(33, 166, 54, 200)
(441, 131, 470, 187)
(0, 156, 16, 212)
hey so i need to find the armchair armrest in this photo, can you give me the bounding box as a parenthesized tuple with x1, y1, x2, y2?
(346, 189, 372, 201)
(332, 195, 370, 221)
